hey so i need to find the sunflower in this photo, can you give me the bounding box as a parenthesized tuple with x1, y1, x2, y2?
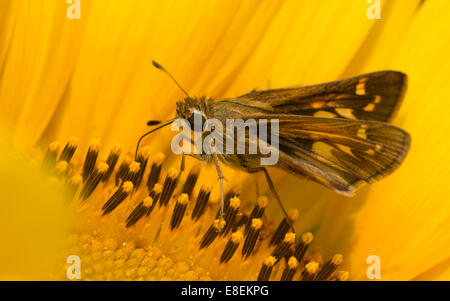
(1, 0, 449, 281)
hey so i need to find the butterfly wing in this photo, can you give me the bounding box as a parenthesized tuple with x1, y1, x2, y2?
(234, 71, 407, 122)
(272, 115, 410, 194)
(213, 114, 410, 195)
(212, 71, 409, 195)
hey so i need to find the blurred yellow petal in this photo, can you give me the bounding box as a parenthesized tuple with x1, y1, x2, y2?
(346, 0, 450, 280)
(413, 256, 450, 281)
(219, 0, 387, 100)
(0, 1, 85, 149)
(342, 0, 422, 75)
(0, 1, 17, 72)
(0, 128, 67, 280)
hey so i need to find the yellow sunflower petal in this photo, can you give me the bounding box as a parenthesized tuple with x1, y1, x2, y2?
(0, 1, 85, 150)
(342, 0, 423, 75)
(0, 1, 17, 72)
(413, 256, 450, 281)
(346, 0, 450, 280)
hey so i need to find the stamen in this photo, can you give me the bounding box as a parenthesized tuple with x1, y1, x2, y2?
(280, 256, 299, 281)
(146, 152, 165, 191)
(170, 193, 189, 230)
(316, 254, 343, 281)
(102, 145, 121, 183)
(159, 168, 179, 206)
(220, 230, 243, 263)
(38, 139, 350, 281)
(242, 218, 263, 259)
(41, 141, 60, 173)
(115, 156, 131, 186)
(271, 232, 295, 262)
(232, 213, 249, 233)
(81, 139, 100, 183)
(332, 271, 349, 281)
(79, 162, 108, 201)
(134, 150, 149, 189)
(302, 261, 319, 281)
(257, 256, 276, 281)
(58, 138, 78, 163)
(220, 196, 240, 236)
(147, 183, 162, 215)
(294, 232, 313, 263)
(181, 166, 200, 196)
(199, 219, 226, 249)
(215, 189, 238, 219)
(123, 161, 141, 187)
(191, 184, 212, 221)
(282, 246, 295, 263)
(245, 196, 268, 235)
(126, 196, 153, 228)
(125, 202, 146, 228)
(102, 181, 134, 215)
(269, 209, 299, 246)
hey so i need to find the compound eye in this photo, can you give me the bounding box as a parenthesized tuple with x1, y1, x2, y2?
(188, 110, 206, 132)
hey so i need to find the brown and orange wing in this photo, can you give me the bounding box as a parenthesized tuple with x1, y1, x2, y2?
(236, 71, 407, 122)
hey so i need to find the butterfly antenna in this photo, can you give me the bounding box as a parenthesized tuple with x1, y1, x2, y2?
(147, 120, 162, 126)
(152, 60, 190, 98)
(135, 119, 174, 159)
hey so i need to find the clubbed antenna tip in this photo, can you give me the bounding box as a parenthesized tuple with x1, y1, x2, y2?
(151, 59, 190, 98)
(152, 60, 164, 70)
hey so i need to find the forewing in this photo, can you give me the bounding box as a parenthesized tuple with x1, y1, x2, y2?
(236, 71, 407, 122)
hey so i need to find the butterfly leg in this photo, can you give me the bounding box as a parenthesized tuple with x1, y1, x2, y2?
(255, 175, 260, 198)
(212, 151, 225, 230)
(180, 152, 185, 172)
(261, 168, 296, 234)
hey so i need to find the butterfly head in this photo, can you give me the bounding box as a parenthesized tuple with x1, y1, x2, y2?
(175, 96, 209, 131)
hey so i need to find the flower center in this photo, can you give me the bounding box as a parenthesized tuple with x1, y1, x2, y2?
(39, 138, 348, 281)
